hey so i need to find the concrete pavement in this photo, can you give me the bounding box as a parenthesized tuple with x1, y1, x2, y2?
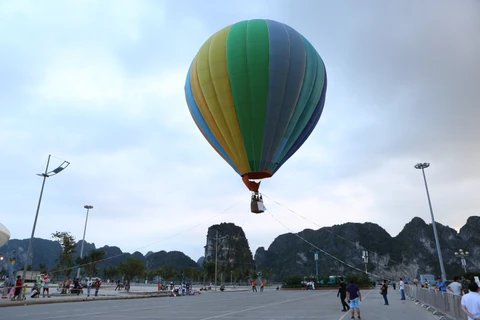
(0, 286, 439, 320)
(0, 287, 443, 320)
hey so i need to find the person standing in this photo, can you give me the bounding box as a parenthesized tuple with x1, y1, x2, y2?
(251, 280, 257, 292)
(94, 278, 101, 296)
(12, 275, 23, 301)
(42, 274, 50, 298)
(399, 278, 406, 300)
(381, 280, 389, 305)
(337, 278, 350, 312)
(260, 280, 265, 292)
(436, 276, 447, 292)
(87, 277, 93, 297)
(461, 282, 480, 320)
(346, 279, 362, 319)
(2, 275, 10, 298)
(447, 276, 464, 296)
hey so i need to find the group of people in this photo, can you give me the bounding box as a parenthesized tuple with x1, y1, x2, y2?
(301, 280, 316, 290)
(337, 278, 362, 319)
(1, 275, 25, 301)
(169, 282, 195, 297)
(1, 274, 52, 301)
(337, 276, 480, 320)
(251, 279, 265, 292)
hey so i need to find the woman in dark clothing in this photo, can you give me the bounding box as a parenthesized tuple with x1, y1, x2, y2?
(381, 280, 389, 305)
(12, 275, 23, 301)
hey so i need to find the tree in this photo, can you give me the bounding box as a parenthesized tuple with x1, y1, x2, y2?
(260, 268, 273, 281)
(161, 266, 176, 282)
(203, 261, 215, 280)
(38, 263, 48, 274)
(119, 257, 145, 281)
(81, 250, 105, 277)
(103, 266, 119, 280)
(183, 267, 201, 283)
(52, 231, 76, 286)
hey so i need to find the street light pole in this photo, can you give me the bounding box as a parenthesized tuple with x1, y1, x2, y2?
(454, 249, 469, 273)
(310, 250, 319, 283)
(213, 230, 228, 291)
(22, 155, 70, 283)
(415, 162, 447, 282)
(362, 250, 369, 275)
(76, 205, 93, 279)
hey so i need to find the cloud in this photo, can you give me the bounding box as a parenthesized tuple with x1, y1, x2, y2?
(1, 0, 479, 262)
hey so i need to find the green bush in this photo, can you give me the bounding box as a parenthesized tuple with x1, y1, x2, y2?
(282, 275, 304, 288)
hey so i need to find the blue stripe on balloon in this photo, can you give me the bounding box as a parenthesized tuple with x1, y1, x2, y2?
(261, 20, 306, 171)
(271, 35, 319, 166)
(260, 20, 290, 169)
(185, 66, 240, 175)
(273, 74, 327, 174)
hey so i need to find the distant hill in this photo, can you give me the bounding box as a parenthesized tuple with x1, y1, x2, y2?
(2, 217, 479, 281)
(255, 216, 480, 280)
(0, 239, 199, 275)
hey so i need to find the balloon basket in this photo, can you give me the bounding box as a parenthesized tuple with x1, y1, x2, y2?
(250, 192, 266, 214)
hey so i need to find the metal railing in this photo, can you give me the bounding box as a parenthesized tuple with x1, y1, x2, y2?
(405, 285, 466, 320)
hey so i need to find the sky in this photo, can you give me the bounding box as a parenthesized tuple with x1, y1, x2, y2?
(1, 0, 479, 263)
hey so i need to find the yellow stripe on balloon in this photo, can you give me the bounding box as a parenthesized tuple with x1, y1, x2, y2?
(195, 31, 244, 171)
(208, 26, 250, 174)
(190, 52, 241, 171)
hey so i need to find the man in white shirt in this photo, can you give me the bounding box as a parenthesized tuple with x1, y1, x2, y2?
(447, 276, 463, 296)
(87, 277, 93, 297)
(399, 278, 405, 300)
(461, 282, 480, 320)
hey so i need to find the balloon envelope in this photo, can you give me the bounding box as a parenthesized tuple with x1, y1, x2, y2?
(185, 19, 327, 190)
(0, 223, 11, 247)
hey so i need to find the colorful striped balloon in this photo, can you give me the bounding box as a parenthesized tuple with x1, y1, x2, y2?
(185, 19, 327, 191)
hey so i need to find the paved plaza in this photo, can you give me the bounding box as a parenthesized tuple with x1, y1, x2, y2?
(1, 286, 441, 320)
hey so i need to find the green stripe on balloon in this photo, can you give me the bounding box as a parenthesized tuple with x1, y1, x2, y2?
(226, 19, 270, 172)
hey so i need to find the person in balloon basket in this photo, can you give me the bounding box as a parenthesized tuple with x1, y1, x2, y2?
(346, 279, 362, 319)
(337, 278, 350, 312)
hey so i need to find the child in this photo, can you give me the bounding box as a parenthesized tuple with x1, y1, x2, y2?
(23, 284, 27, 300)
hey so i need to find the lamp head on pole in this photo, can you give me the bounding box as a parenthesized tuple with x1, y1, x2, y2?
(37, 161, 70, 177)
(84, 205, 93, 210)
(414, 163, 430, 170)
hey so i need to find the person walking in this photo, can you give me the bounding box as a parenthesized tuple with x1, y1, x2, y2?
(399, 278, 406, 300)
(12, 275, 23, 301)
(338, 278, 350, 312)
(87, 277, 93, 297)
(94, 278, 101, 296)
(2, 275, 10, 298)
(381, 280, 389, 305)
(346, 279, 362, 319)
(251, 280, 257, 292)
(115, 279, 121, 291)
(461, 282, 480, 320)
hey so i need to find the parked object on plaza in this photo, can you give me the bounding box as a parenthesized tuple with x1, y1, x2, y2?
(0, 223, 10, 247)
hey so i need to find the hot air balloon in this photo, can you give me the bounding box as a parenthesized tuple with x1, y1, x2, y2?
(185, 19, 327, 213)
(0, 223, 11, 247)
